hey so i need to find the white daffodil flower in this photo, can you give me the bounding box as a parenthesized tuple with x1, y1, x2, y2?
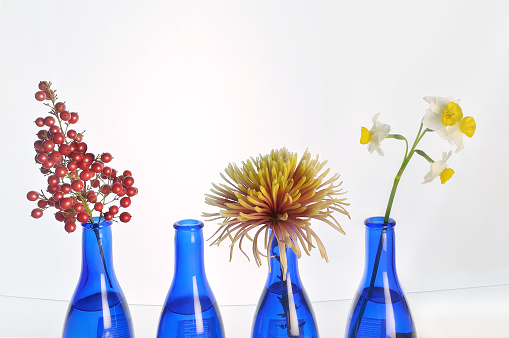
(422, 96, 476, 152)
(360, 113, 391, 156)
(422, 151, 455, 184)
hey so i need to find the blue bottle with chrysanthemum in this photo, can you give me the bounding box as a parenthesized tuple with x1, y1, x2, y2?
(252, 236, 319, 338)
(157, 219, 225, 338)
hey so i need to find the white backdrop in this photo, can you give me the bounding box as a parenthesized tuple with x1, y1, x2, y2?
(1, 0, 508, 311)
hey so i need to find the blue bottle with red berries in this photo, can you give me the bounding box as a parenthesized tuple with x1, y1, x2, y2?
(63, 217, 134, 337)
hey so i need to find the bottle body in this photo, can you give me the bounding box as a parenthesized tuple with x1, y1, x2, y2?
(346, 217, 415, 338)
(63, 218, 134, 338)
(252, 235, 319, 338)
(157, 219, 224, 338)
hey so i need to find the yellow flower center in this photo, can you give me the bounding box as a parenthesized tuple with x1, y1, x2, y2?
(441, 102, 463, 127)
(360, 127, 370, 144)
(459, 116, 476, 137)
(440, 168, 454, 184)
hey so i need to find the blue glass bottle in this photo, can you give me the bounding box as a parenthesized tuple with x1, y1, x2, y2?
(346, 217, 415, 338)
(252, 236, 319, 338)
(63, 217, 134, 338)
(157, 219, 225, 338)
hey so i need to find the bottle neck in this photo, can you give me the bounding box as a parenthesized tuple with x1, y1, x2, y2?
(81, 222, 115, 278)
(173, 224, 206, 279)
(361, 217, 399, 290)
(265, 236, 303, 291)
(73, 219, 122, 300)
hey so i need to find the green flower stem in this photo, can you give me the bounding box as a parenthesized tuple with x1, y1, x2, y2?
(350, 123, 428, 338)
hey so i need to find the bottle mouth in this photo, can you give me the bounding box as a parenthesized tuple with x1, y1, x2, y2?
(173, 219, 204, 230)
(364, 216, 396, 229)
(81, 217, 113, 229)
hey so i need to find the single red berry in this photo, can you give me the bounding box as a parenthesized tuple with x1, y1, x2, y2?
(61, 183, 72, 193)
(37, 200, 48, 208)
(44, 116, 55, 127)
(73, 202, 84, 212)
(35, 118, 45, 127)
(60, 197, 73, 210)
(31, 208, 43, 218)
(94, 203, 103, 211)
(83, 153, 94, 164)
(111, 182, 122, 194)
(120, 197, 131, 208)
(36, 153, 48, 164)
(49, 125, 60, 134)
(35, 91, 46, 101)
(65, 221, 77, 233)
(123, 176, 134, 187)
(55, 212, 65, 222)
(69, 112, 79, 124)
(102, 166, 112, 176)
(109, 205, 119, 215)
(42, 140, 55, 152)
(52, 132, 65, 145)
(72, 153, 83, 162)
(119, 212, 131, 223)
(67, 161, 78, 171)
(126, 187, 138, 197)
(36, 130, 47, 140)
(47, 185, 59, 194)
(71, 180, 84, 192)
(59, 144, 72, 156)
(76, 142, 88, 153)
(55, 102, 66, 113)
(77, 212, 90, 223)
(87, 194, 97, 203)
(42, 160, 55, 169)
(48, 175, 60, 186)
(123, 170, 132, 176)
(45, 89, 54, 100)
(101, 153, 113, 163)
(34, 140, 44, 151)
(104, 212, 113, 221)
(91, 179, 101, 188)
(55, 166, 68, 177)
(100, 184, 111, 195)
(117, 189, 126, 197)
(50, 151, 63, 163)
(60, 111, 71, 121)
(38, 81, 49, 91)
(53, 191, 64, 201)
(80, 170, 93, 181)
(91, 162, 103, 173)
(40, 167, 51, 175)
(75, 134, 83, 142)
(78, 161, 90, 171)
(67, 130, 77, 139)
(27, 191, 39, 201)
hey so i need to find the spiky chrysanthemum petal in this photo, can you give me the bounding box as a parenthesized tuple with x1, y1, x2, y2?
(203, 148, 350, 279)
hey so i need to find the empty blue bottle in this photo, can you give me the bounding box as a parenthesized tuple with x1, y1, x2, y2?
(157, 219, 225, 338)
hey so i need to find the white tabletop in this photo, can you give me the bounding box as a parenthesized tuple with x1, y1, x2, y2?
(1, 284, 508, 338)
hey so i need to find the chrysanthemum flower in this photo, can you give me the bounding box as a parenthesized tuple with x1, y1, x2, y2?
(422, 151, 455, 184)
(360, 113, 391, 156)
(422, 96, 477, 152)
(203, 148, 350, 279)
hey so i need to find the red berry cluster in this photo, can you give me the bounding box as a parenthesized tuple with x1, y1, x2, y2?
(27, 82, 138, 232)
